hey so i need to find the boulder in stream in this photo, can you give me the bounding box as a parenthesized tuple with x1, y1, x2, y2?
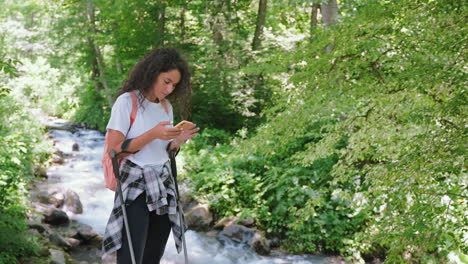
(34, 165, 48, 178)
(185, 204, 213, 231)
(44, 208, 69, 225)
(214, 216, 238, 230)
(52, 149, 66, 164)
(219, 224, 254, 244)
(49, 233, 72, 251)
(50, 191, 66, 208)
(219, 223, 271, 255)
(238, 216, 255, 227)
(178, 181, 196, 210)
(63, 189, 83, 214)
(72, 142, 79, 151)
(249, 231, 271, 255)
(73, 224, 103, 248)
(36, 190, 65, 208)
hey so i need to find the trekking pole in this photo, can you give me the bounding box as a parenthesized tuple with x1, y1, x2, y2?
(168, 150, 189, 264)
(110, 150, 137, 264)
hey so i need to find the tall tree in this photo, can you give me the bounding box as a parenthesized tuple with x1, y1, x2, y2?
(85, 0, 113, 106)
(310, 3, 320, 29)
(320, 0, 338, 27)
(155, 0, 166, 47)
(252, 0, 268, 50)
(179, 0, 186, 42)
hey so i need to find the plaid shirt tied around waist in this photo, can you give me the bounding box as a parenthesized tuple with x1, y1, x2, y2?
(102, 159, 186, 258)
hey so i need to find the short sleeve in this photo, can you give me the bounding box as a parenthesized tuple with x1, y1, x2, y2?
(106, 93, 132, 135)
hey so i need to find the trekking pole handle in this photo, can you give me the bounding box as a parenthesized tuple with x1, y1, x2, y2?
(109, 149, 137, 264)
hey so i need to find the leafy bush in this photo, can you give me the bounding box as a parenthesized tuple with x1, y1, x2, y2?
(74, 82, 111, 131)
(0, 91, 51, 263)
(182, 1, 467, 262)
(6, 57, 79, 118)
(0, 206, 42, 264)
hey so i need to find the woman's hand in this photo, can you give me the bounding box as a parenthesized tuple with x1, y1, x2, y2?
(171, 125, 200, 149)
(150, 121, 183, 140)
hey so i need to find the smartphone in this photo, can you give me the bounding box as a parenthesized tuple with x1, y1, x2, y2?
(175, 120, 196, 130)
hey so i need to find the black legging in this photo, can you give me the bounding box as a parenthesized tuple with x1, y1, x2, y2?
(117, 192, 172, 264)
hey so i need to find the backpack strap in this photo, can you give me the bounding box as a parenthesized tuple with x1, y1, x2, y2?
(129, 91, 138, 126)
(121, 91, 138, 154)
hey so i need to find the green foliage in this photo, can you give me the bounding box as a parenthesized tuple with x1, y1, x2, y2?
(0, 206, 41, 264)
(74, 82, 111, 131)
(182, 0, 467, 262)
(6, 57, 79, 118)
(0, 52, 51, 263)
(0, 93, 51, 263)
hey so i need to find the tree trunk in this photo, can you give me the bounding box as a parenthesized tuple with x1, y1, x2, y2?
(179, 3, 186, 42)
(212, 18, 224, 45)
(320, 0, 338, 27)
(86, 0, 113, 106)
(156, 0, 166, 47)
(309, 3, 320, 42)
(310, 3, 319, 29)
(252, 0, 268, 51)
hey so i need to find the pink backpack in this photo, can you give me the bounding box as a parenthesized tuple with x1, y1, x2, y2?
(102, 91, 138, 191)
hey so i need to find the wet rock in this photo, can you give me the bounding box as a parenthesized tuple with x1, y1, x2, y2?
(65, 237, 81, 249)
(40, 247, 50, 257)
(27, 220, 49, 234)
(73, 224, 102, 247)
(36, 191, 65, 208)
(213, 216, 238, 230)
(326, 256, 347, 264)
(36, 191, 52, 204)
(270, 237, 280, 248)
(52, 149, 66, 163)
(50, 191, 66, 208)
(238, 216, 255, 227)
(49, 249, 66, 264)
(52, 154, 65, 164)
(219, 224, 254, 244)
(34, 165, 48, 178)
(28, 228, 41, 237)
(185, 204, 213, 231)
(178, 181, 195, 209)
(49, 233, 71, 251)
(72, 142, 80, 151)
(218, 223, 271, 255)
(89, 234, 104, 248)
(44, 208, 69, 225)
(205, 230, 218, 238)
(249, 232, 271, 255)
(45, 119, 74, 131)
(63, 190, 83, 214)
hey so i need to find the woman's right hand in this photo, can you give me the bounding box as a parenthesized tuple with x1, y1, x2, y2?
(150, 121, 183, 140)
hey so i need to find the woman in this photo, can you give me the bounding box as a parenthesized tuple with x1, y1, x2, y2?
(102, 47, 199, 263)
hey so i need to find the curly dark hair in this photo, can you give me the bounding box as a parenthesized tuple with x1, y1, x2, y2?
(116, 47, 191, 119)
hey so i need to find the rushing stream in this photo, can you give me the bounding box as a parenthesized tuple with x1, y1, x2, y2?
(41, 120, 330, 264)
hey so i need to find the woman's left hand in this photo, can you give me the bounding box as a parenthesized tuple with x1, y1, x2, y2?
(173, 126, 200, 147)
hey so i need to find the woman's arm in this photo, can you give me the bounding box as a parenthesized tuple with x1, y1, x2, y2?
(108, 121, 183, 158)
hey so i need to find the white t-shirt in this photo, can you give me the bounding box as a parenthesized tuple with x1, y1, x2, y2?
(106, 91, 173, 166)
